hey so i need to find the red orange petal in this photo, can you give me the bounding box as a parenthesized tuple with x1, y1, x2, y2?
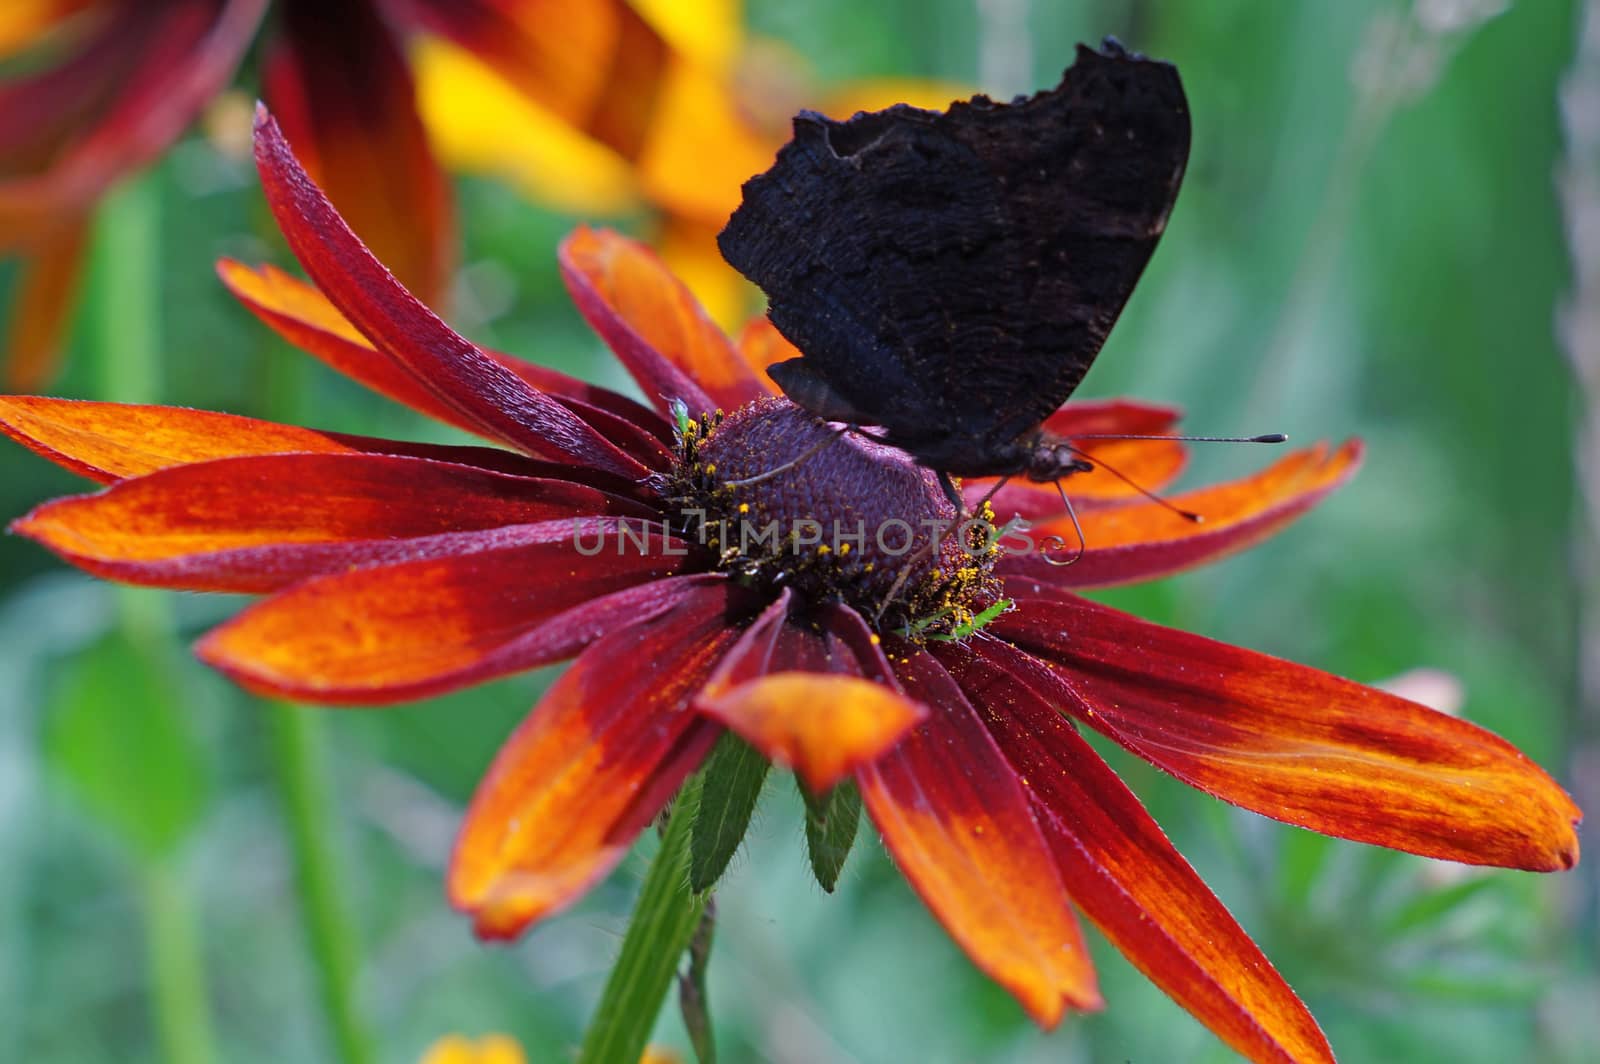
(197, 534, 712, 705)
(696, 594, 924, 791)
(266, 0, 452, 305)
(944, 640, 1334, 1064)
(252, 108, 645, 477)
(0, 396, 363, 483)
(13, 453, 652, 591)
(857, 647, 1101, 1026)
(995, 596, 1583, 871)
(0, 395, 624, 487)
(449, 583, 745, 938)
(1000, 441, 1362, 590)
(560, 226, 755, 414)
(654, 214, 751, 331)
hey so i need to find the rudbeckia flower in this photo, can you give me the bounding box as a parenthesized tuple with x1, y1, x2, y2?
(2, 111, 1581, 1064)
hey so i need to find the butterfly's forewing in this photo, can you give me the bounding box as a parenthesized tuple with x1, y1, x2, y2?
(718, 40, 1190, 467)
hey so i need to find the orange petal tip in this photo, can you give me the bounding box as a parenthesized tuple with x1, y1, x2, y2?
(697, 671, 926, 792)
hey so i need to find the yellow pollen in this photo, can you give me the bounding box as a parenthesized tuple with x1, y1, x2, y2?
(838, 543, 851, 555)
(738, 503, 750, 514)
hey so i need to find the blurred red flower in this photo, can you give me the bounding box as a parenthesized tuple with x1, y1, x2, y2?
(0, 110, 1580, 1064)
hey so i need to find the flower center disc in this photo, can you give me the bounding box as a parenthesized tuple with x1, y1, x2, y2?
(667, 397, 1000, 632)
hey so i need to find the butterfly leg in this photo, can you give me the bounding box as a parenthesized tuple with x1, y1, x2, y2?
(936, 470, 966, 518)
(722, 423, 850, 487)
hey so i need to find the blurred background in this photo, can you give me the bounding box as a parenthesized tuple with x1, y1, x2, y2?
(2, 0, 1596, 1061)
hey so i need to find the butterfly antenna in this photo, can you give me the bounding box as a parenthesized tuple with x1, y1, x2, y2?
(1069, 432, 1288, 443)
(1063, 443, 1203, 523)
(1046, 479, 1088, 567)
(723, 423, 850, 487)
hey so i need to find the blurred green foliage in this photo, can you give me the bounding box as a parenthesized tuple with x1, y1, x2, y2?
(1, 1, 1594, 1062)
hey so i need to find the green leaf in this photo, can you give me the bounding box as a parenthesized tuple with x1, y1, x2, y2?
(577, 779, 710, 1064)
(689, 733, 770, 893)
(47, 628, 209, 857)
(801, 778, 862, 893)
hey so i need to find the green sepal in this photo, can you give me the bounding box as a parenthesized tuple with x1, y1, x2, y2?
(689, 732, 770, 893)
(801, 777, 862, 893)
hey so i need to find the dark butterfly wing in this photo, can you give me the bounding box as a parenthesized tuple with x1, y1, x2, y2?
(717, 40, 1190, 464)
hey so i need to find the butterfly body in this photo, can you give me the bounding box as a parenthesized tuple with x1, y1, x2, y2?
(718, 39, 1191, 486)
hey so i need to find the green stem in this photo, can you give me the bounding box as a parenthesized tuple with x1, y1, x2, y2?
(94, 173, 216, 1064)
(679, 899, 717, 1064)
(266, 703, 376, 1064)
(139, 859, 216, 1064)
(577, 780, 711, 1064)
(93, 177, 161, 405)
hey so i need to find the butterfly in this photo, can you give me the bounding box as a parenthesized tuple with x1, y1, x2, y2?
(717, 39, 1192, 507)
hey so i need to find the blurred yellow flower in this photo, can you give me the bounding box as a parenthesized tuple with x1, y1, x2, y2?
(418, 1032, 527, 1064)
(417, 1033, 682, 1064)
(639, 1046, 685, 1064)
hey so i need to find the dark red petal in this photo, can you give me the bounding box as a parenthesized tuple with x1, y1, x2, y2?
(492, 358, 672, 443)
(266, 0, 452, 305)
(999, 441, 1362, 590)
(196, 527, 710, 704)
(217, 259, 670, 467)
(560, 226, 730, 415)
(252, 107, 645, 477)
(12, 452, 654, 591)
(941, 639, 1334, 1064)
(695, 593, 925, 791)
(3, 219, 86, 389)
(857, 646, 1101, 1026)
(449, 581, 746, 938)
(994, 595, 1583, 870)
(1042, 398, 1184, 437)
